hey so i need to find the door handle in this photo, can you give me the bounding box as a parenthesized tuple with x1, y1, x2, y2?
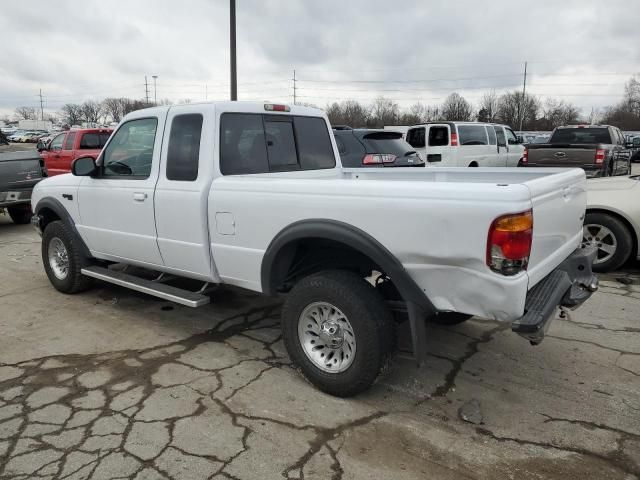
(133, 192, 147, 202)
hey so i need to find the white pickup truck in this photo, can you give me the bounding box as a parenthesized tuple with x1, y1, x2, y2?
(31, 102, 598, 397)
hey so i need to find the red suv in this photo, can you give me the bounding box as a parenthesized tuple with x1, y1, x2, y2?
(39, 129, 113, 176)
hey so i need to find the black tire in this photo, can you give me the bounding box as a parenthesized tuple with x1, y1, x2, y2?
(42, 220, 94, 293)
(583, 212, 633, 273)
(430, 312, 473, 325)
(468, 162, 478, 167)
(7, 205, 32, 224)
(281, 270, 395, 397)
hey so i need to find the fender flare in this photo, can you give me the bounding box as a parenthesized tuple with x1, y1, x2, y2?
(34, 197, 92, 258)
(260, 219, 436, 315)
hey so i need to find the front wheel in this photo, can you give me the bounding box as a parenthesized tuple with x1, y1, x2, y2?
(582, 213, 633, 273)
(281, 270, 395, 397)
(42, 221, 94, 293)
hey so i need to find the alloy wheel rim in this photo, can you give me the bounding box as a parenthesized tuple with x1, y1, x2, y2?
(582, 224, 617, 264)
(48, 237, 70, 280)
(297, 301, 356, 373)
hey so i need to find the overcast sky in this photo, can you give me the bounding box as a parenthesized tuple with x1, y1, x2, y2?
(0, 0, 638, 119)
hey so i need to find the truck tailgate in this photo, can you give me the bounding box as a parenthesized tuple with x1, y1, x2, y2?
(528, 144, 595, 167)
(525, 168, 586, 288)
(0, 151, 43, 191)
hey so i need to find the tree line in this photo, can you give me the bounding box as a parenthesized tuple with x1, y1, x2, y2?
(327, 76, 640, 131)
(9, 76, 640, 131)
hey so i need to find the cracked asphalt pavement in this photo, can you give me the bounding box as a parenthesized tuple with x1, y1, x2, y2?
(0, 216, 639, 479)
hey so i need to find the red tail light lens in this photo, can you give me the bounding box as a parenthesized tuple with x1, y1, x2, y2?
(487, 210, 533, 276)
(362, 154, 397, 165)
(450, 132, 458, 146)
(595, 149, 605, 164)
(521, 147, 528, 164)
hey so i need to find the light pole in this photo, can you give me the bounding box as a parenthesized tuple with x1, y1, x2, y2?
(152, 75, 158, 105)
(230, 0, 237, 101)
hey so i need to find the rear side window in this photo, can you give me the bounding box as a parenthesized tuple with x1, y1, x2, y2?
(166, 114, 203, 181)
(80, 133, 111, 149)
(406, 128, 425, 148)
(63, 132, 76, 150)
(293, 116, 335, 169)
(457, 125, 488, 145)
(220, 113, 334, 175)
(428, 126, 448, 146)
(486, 126, 497, 145)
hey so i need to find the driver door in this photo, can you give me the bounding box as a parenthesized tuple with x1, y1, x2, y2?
(76, 114, 165, 266)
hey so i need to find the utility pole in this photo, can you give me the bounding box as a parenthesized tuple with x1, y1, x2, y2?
(293, 69, 297, 105)
(144, 76, 150, 104)
(518, 61, 528, 131)
(230, 0, 237, 101)
(38, 89, 44, 121)
(152, 75, 158, 105)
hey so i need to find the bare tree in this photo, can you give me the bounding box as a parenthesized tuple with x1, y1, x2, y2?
(478, 90, 499, 122)
(369, 96, 399, 127)
(441, 93, 473, 121)
(14, 106, 37, 120)
(81, 101, 102, 124)
(102, 97, 124, 122)
(497, 91, 539, 129)
(60, 104, 83, 125)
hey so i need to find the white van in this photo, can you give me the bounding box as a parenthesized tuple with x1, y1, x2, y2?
(405, 122, 525, 167)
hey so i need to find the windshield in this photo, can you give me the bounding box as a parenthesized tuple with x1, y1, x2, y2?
(550, 128, 611, 144)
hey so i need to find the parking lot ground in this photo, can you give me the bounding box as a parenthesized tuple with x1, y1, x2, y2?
(0, 217, 639, 479)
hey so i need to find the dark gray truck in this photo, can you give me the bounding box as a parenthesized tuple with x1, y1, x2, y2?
(0, 151, 46, 224)
(522, 125, 632, 177)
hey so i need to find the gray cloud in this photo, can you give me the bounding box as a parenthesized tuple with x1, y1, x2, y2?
(0, 0, 638, 119)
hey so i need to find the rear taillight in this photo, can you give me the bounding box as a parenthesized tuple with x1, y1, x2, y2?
(521, 147, 528, 164)
(362, 154, 397, 165)
(450, 132, 458, 146)
(487, 210, 533, 276)
(595, 149, 605, 164)
(264, 103, 290, 112)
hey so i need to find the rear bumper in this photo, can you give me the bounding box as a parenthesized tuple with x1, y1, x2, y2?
(512, 246, 598, 344)
(0, 189, 32, 208)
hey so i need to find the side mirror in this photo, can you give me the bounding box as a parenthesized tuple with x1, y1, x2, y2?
(72, 156, 97, 176)
(37, 140, 46, 152)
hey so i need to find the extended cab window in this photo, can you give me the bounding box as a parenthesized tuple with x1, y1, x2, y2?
(486, 126, 497, 145)
(166, 114, 203, 181)
(100, 118, 157, 178)
(220, 113, 334, 175)
(63, 132, 76, 150)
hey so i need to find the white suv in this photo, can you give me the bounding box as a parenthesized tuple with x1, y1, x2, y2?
(406, 122, 525, 167)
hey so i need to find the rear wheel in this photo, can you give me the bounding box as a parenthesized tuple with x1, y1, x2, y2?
(42, 220, 94, 293)
(7, 205, 32, 224)
(582, 212, 633, 272)
(468, 162, 478, 167)
(282, 270, 395, 397)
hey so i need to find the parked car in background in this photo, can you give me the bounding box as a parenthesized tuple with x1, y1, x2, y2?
(584, 175, 640, 272)
(405, 122, 525, 167)
(0, 150, 46, 224)
(8, 131, 28, 142)
(39, 128, 112, 176)
(332, 127, 425, 167)
(523, 125, 631, 176)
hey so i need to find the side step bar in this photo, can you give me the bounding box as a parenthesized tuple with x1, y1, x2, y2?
(81, 266, 210, 308)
